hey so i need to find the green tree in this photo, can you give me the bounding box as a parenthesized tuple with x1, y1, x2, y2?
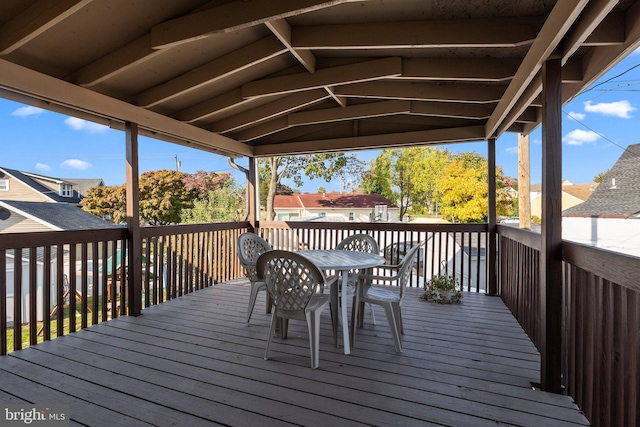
(435, 152, 511, 222)
(81, 185, 126, 223)
(181, 185, 245, 223)
(594, 169, 610, 183)
(139, 170, 196, 225)
(362, 147, 451, 220)
(260, 154, 365, 220)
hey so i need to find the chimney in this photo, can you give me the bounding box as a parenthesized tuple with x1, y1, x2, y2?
(322, 192, 326, 197)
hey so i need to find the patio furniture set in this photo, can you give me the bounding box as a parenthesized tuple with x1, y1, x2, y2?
(237, 232, 424, 368)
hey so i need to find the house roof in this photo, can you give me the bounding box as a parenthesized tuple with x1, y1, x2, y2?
(1, 2, 639, 158)
(0, 167, 82, 204)
(275, 193, 397, 209)
(0, 200, 118, 231)
(563, 144, 640, 218)
(63, 178, 105, 197)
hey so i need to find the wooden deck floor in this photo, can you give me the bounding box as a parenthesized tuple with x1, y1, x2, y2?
(0, 280, 589, 426)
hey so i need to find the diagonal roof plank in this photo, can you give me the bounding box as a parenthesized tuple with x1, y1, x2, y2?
(0, 0, 94, 55)
(494, 0, 623, 136)
(150, 0, 359, 50)
(485, 0, 589, 139)
(266, 19, 316, 73)
(242, 57, 403, 98)
(211, 89, 331, 133)
(130, 36, 289, 108)
(2, 1, 640, 159)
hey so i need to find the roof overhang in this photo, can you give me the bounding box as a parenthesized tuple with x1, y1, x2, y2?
(1, 0, 639, 158)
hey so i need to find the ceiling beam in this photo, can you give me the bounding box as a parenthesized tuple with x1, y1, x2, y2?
(289, 100, 411, 126)
(400, 58, 520, 82)
(563, 1, 622, 61)
(150, 0, 356, 50)
(582, 11, 625, 46)
(266, 18, 316, 73)
(242, 57, 402, 98)
(253, 125, 486, 156)
(292, 17, 544, 50)
(211, 89, 331, 133)
(335, 81, 505, 103)
(173, 88, 249, 123)
(485, 0, 588, 139)
(564, 0, 640, 104)
(0, 58, 250, 157)
(131, 36, 288, 108)
(67, 33, 163, 87)
(0, 0, 93, 55)
(409, 101, 493, 119)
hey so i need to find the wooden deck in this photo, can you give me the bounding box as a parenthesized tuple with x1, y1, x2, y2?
(0, 280, 589, 426)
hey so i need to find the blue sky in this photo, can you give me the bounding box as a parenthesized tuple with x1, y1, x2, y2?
(2, 49, 640, 193)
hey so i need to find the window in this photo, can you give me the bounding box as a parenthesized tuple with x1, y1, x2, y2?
(0, 179, 8, 191)
(348, 212, 354, 221)
(319, 212, 326, 218)
(60, 184, 73, 197)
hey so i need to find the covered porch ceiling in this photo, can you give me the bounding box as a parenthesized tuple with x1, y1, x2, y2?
(1, 0, 639, 159)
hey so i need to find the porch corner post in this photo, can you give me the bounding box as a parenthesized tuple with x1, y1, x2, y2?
(487, 137, 497, 296)
(540, 58, 563, 393)
(248, 156, 259, 230)
(125, 121, 142, 316)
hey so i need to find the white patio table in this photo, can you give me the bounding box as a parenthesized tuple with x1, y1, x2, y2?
(296, 249, 385, 355)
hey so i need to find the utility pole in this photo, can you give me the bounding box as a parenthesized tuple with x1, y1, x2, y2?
(518, 133, 531, 229)
(174, 155, 181, 171)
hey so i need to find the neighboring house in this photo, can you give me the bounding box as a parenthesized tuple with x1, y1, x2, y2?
(0, 200, 116, 233)
(0, 166, 91, 204)
(63, 178, 105, 198)
(563, 144, 640, 257)
(530, 180, 597, 218)
(274, 193, 399, 222)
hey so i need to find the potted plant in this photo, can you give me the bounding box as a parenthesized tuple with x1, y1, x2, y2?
(421, 275, 462, 303)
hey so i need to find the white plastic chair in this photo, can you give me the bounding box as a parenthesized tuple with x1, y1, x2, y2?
(325, 233, 380, 329)
(257, 250, 332, 369)
(237, 232, 272, 324)
(353, 240, 425, 353)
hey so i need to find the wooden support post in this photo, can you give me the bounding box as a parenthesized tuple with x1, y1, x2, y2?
(487, 138, 497, 296)
(518, 133, 532, 229)
(125, 121, 142, 316)
(248, 157, 259, 230)
(540, 58, 563, 393)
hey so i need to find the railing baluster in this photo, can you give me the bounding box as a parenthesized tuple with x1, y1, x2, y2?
(0, 249, 6, 355)
(29, 247, 37, 346)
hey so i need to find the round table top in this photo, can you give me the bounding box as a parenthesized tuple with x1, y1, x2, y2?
(297, 249, 385, 271)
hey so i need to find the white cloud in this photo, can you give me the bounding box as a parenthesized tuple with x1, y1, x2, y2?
(60, 159, 92, 170)
(584, 100, 636, 118)
(567, 111, 586, 121)
(34, 163, 51, 172)
(505, 146, 518, 154)
(562, 129, 600, 146)
(11, 106, 44, 117)
(64, 117, 109, 133)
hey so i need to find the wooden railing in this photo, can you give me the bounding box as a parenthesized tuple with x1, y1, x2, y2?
(257, 221, 488, 291)
(0, 222, 250, 354)
(498, 225, 640, 426)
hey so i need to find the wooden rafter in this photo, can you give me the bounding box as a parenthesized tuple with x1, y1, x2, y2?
(151, 0, 357, 49)
(291, 17, 545, 49)
(0, 0, 93, 55)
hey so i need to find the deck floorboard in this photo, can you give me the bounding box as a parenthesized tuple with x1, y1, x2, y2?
(0, 280, 589, 426)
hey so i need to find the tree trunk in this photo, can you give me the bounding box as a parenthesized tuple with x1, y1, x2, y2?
(266, 157, 279, 221)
